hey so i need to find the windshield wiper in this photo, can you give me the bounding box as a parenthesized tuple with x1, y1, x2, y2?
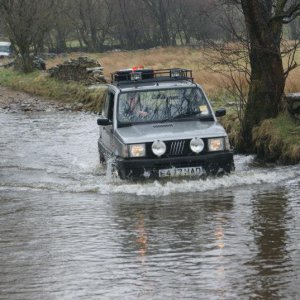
(159, 111, 201, 123)
(118, 122, 133, 128)
(173, 111, 201, 120)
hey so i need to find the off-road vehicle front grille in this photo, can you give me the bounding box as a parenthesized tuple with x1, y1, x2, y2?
(169, 140, 186, 156)
(146, 139, 208, 158)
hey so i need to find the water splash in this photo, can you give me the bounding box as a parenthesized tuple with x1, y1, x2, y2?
(105, 156, 119, 181)
(2, 155, 299, 196)
(98, 164, 300, 196)
(1, 111, 299, 197)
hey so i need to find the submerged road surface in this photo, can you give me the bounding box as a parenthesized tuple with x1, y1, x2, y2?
(0, 110, 300, 299)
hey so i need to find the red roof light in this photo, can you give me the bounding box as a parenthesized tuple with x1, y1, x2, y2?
(132, 66, 144, 71)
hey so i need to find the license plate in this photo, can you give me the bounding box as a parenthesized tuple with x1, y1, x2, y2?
(158, 166, 204, 178)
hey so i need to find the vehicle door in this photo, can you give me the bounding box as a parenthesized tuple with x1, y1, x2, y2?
(99, 90, 115, 155)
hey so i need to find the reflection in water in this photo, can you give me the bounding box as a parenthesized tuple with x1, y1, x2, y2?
(247, 189, 294, 299)
(215, 225, 225, 249)
(112, 192, 235, 253)
(136, 213, 148, 260)
(109, 192, 238, 298)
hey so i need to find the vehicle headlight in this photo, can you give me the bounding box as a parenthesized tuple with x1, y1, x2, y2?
(129, 144, 146, 157)
(152, 140, 166, 157)
(190, 138, 204, 153)
(208, 138, 224, 152)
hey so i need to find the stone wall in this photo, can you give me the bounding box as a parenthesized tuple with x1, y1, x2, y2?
(48, 56, 106, 85)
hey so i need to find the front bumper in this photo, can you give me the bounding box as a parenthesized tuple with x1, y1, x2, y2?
(116, 151, 234, 179)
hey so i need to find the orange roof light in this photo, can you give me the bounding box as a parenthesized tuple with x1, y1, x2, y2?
(132, 66, 144, 71)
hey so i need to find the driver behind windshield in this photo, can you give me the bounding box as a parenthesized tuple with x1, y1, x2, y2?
(118, 88, 210, 123)
(120, 92, 149, 121)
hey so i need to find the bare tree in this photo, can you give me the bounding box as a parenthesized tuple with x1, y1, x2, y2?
(204, 2, 248, 125)
(142, 0, 173, 46)
(188, 0, 223, 43)
(1, 0, 246, 55)
(206, 1, 300, 151)
(0, 14, 6, 39)
(114, 0, 154, 49)
(70, 0, 114, 52)
(239, 0, 300, 150)
(51, 0, 74, 53)
(0, 0, 54, 72)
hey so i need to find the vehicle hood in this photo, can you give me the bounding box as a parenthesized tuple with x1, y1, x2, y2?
(116, 121, 227, 144)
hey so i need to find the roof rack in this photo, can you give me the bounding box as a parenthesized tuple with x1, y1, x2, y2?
(111, 68, 194, 86)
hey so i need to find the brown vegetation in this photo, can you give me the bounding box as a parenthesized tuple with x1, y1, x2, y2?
(253, 114, 300, 164)
(45, 46, 300, 98)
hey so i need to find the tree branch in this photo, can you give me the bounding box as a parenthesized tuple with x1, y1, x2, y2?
(271, 2, 300, 24)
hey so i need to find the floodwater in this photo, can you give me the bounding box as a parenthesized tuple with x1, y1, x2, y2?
(0, 110, 300, 300)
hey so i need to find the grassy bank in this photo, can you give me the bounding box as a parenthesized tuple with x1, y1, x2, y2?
(0, 68, 106, 112)
(253, 113, 300, 164)
(220, 111, 300, 165)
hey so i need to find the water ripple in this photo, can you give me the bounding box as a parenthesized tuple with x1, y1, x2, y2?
(1, 111, 300, 299)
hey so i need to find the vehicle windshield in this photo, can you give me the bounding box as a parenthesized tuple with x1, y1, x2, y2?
(118, 87, 212, 125)
(0, 45, 10, 53)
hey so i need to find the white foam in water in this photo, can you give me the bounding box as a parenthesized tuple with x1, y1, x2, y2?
(98, 159, 300, 197)
(10, 155, 295, 196)
(105, 157, 119, 181)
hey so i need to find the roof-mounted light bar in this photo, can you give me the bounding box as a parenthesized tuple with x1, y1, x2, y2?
(111, 67, 193, 84)
(170, 68, 185, 78)
(131, 72, 142, 81)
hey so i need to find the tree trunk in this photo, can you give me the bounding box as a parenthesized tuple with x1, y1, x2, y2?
(20, 51, 33, 73)
(240, 0, 285, 151)
(157, 0, 170, 46)
(55, 27, 67, 53)
(143, 0, 171, 47)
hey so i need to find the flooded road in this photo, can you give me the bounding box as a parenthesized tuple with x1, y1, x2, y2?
(0, 110, 300, 299)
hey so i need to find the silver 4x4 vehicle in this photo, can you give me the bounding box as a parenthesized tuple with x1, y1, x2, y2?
(97, 68, 234, 179)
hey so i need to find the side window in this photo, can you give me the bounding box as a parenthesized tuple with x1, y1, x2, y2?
(102, 91, 115, 121)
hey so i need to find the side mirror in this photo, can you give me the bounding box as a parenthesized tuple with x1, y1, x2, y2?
(215, 108, 226, 117)
(97, 117, 112, 126)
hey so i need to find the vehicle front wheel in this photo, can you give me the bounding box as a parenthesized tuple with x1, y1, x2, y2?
(99, 152, 106, 165)
(117, 168, 127, 180)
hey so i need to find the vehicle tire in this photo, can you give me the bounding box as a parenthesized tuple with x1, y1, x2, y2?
(99, 152, 106, 165)
(223, 161, 235, 174)
(98, 143, 106, 165)
(118, 169, 126, 180)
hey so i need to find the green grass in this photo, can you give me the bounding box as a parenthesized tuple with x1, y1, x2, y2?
(253, 112, 300, 164)
(274, 113, 300, 144)
(0, 69, 106, 112)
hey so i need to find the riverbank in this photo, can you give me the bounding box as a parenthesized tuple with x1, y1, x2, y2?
(0, 69, 106, 113)
(1, 49, 300, 165)
(1, 80, 299, 165)
(0, 85, 77, 113)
